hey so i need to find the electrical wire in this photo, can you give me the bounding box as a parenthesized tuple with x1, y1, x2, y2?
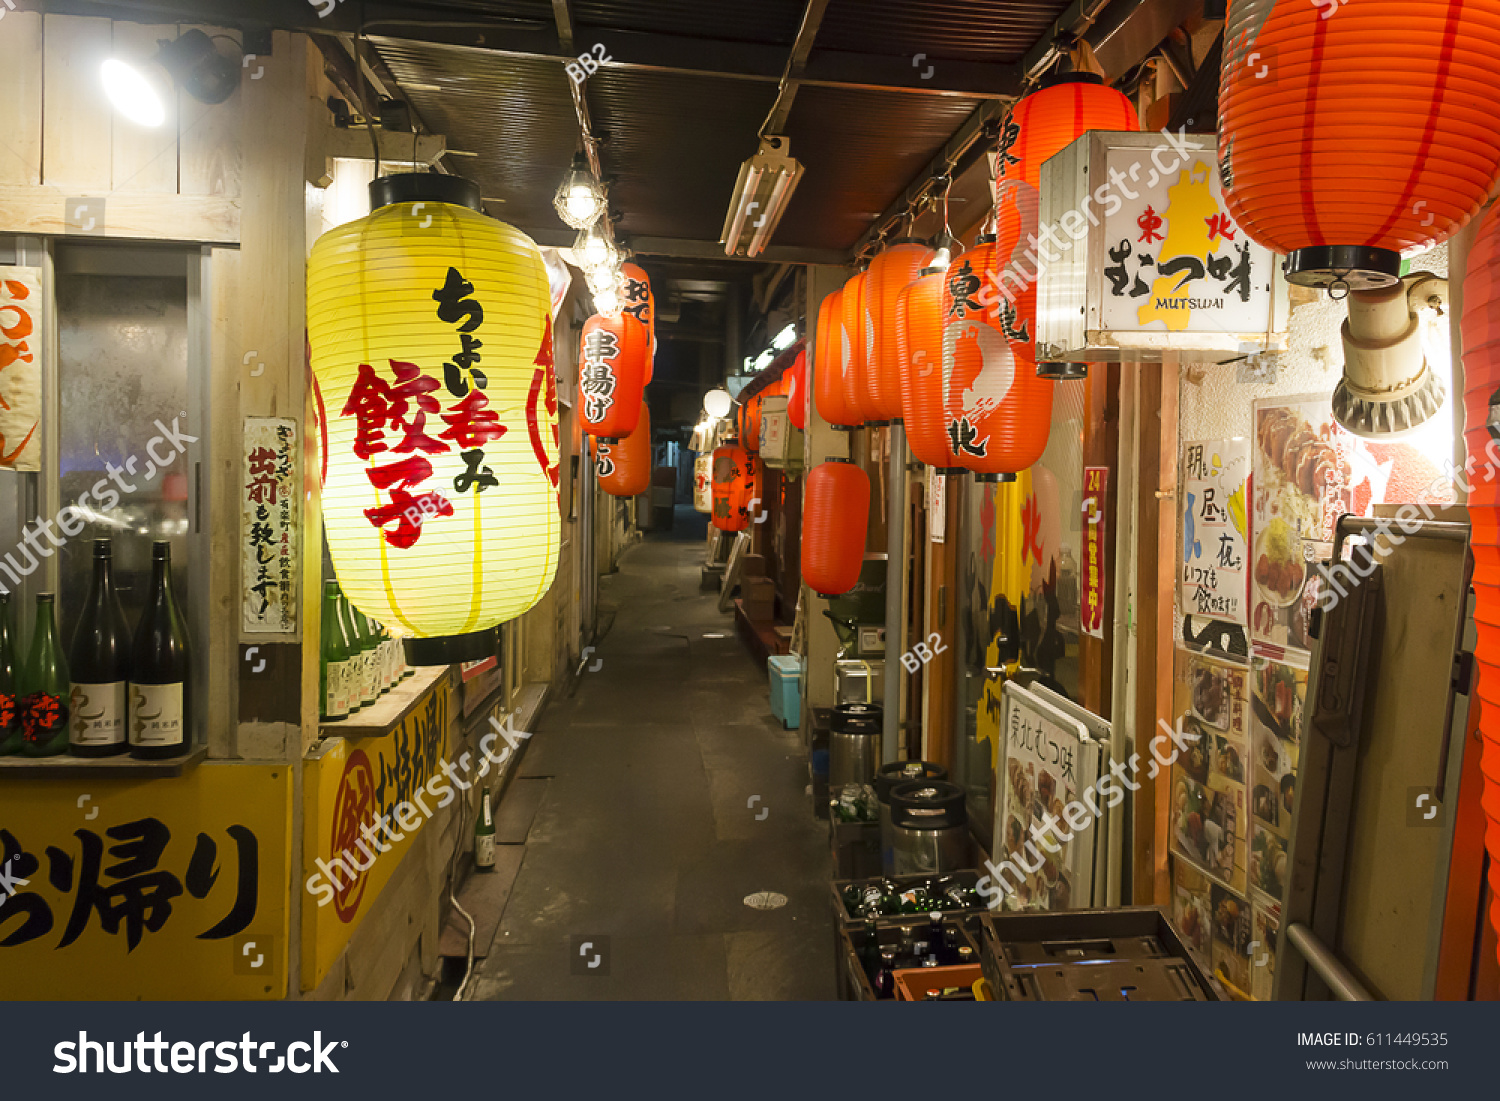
(447, 787, 479, 1001)
(357, 2, 380, 178)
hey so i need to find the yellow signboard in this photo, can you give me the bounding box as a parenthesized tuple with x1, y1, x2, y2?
(301, 682, 451, 992)
(0, 763, 291, 1000)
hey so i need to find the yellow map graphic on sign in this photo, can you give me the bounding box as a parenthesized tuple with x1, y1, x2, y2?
(1138, 159, 1221, 332)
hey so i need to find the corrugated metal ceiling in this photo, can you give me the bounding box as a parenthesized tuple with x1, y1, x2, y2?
(819, 0, 1069, 63)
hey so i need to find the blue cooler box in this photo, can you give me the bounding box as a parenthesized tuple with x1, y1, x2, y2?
(767, 654, 802, 729)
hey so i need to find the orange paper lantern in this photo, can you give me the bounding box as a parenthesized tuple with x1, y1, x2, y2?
(711, 443, 758, 532)
(839, 270, 874, 425)
(621, 261, 655, 383)
(814, 287, 857, 427)
(1461, 204, 1500, 963)
(597, 400, 651, 498)
(897, 266, 962, 472)
(1220, 0, 1500, 287)
(802, 459, 870, 597)
(996, 72, 1139, 190)
(578, 312, 648, 442)
(741, 390, 764, 453)
(787, 348, 808, 431)
(865, 240, 933, 422)
(942, 234, 1053, 481)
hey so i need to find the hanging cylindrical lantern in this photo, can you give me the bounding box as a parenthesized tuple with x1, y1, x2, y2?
(578, 311, 648, 442)
(621, 261, 655, 382)
(996, 72, 1139, 189)
(865, 240, 933, 422)
(692, 452, 713, 513)
(307, 173, 558, 663)
(942, 233, 1053, 481)
(814, 286, 857, 428)
(839, 269, 874, 425)
(1461, 203, 1500, 963)
(711, 442, 758, 532)
(741, 389, 765, 453)
(597, 400, 651, 498)
(1220, 0, 1500, 288)
(898, 266, 963, 472)
(787, 348, 808, 431)
(802, 459, 870, 597)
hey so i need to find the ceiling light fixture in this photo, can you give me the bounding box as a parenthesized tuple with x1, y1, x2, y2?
(771, 323, 797, 351)
(553, 151, 608, 229)
(574, 225, 620, 274)
(721, 135, 803, 258)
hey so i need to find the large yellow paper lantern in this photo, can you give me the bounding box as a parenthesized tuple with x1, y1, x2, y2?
(308, 174, 559, 664)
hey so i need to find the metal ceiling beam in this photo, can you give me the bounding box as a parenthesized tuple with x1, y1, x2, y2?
(519, 226, 845, 265)
(550, 0, 576, 56)
(760, 0, 832, 135)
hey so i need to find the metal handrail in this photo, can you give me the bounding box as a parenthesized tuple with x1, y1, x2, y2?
(1284, 923, 1374, 1001)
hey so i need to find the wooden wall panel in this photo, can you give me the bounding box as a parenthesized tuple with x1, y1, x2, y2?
(0, 12, 44, 186)
(41, 15, 114, 192)
(177, 23, 243, 197)
(109, 22, 179, 193)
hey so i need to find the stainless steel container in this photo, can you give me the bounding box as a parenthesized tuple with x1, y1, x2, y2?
(829, 702, 882, 788)
(875, 761, 948, 875)
(890, 780, 969, 876)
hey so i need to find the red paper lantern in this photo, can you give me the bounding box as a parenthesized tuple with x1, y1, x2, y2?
(865, 240, 933, 423)
(578, 312, 648, 442)
(597, 400, 651, 498)
(711, 443, 758, 532)
(787, 348, 808, 431)
(839, 270, 874, 425)
(996, 72, 1139, 190)
(942, 233, 1053, 481)
(742, 389, 765, 453)
(802, 459, 870, 597)
(897, 266, 962, 471)
(1461, 203, 1500, 962)
(1220, 0, 1500, 287)
(814, 286, 857, 427)
(621, 262, 655, 383)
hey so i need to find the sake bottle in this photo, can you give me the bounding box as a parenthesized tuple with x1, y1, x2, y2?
(20, 594, 70, 757)
(337, 590, 369, 712)
(475, 788, 496, 870)
(128, 542, 190, 760)
(69, 539, 131, 756)
(0, 593, 23, 756)
(319, 580, 350, 721)
(352, 603, 378, 709)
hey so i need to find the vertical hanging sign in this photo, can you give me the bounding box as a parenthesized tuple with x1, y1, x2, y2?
(0, 268, 43, 471)
(929, 467, 946, 544)
(1179, 438, 1251, 662)
(242, 417, 299, 633)
(1081, 466, 1108, 638)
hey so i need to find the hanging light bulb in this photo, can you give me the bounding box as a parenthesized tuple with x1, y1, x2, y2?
(553, 152, 607, 229)
(575, 225, 619, 273)
(594, 282, 622, 317)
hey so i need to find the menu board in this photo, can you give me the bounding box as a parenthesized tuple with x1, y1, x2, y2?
(1179, 438, 1250, 662)
(0, 268, 43, 471)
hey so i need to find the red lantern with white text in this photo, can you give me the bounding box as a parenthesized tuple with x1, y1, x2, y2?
(578, 312, 648, 442)
(898, 266, 962, 471)
(802, 459, 870, 597)
(996, 72, 1139, 189)
(597, 400, 651, 498)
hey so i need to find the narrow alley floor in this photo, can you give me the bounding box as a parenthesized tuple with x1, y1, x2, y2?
(468, 510, 835, 1000)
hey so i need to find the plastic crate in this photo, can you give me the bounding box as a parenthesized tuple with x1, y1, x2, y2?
(767, 654, 801, 729)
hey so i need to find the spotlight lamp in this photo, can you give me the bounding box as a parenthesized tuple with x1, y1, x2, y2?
(553, 152, 608, 229)
(102, 29, 242, 128)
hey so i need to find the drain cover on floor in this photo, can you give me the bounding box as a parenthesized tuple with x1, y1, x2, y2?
(743, 891, 788, 910)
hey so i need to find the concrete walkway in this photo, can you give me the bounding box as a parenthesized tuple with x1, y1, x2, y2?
(469, 516, 834, 1000)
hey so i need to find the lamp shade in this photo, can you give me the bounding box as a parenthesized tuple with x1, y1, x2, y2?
(578, 312, 648, 442)
(597, 400, 651, 498)
(1220, 0, 1500, 288)
(814, 287, 857, 427)
(839, 270, 874, 425)
(996, 72, 1139, 189)
(307, 173, 558, 662)
(865, 240, 934, 422)
(621, 261, 655, 381)
(787, 348, 808, 431)
(802, 459, 870, 597)
(711, 443, 758, 532)
(942, 233, 1053, 481)
(898, 267, 962, 471)
(1460, 204, 1500, 963)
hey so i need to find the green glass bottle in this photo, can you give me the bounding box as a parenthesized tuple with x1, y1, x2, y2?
(20, 594, 70, 757)
(0, 593, 21, 756)
(320, 581, 350, 721)
(352, 604, 378, 709)
(336, 590, 367, 712)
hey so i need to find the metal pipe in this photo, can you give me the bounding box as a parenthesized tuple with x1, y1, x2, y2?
(1284, 923, 1375, 1001)
(883, 426, 907, 762)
